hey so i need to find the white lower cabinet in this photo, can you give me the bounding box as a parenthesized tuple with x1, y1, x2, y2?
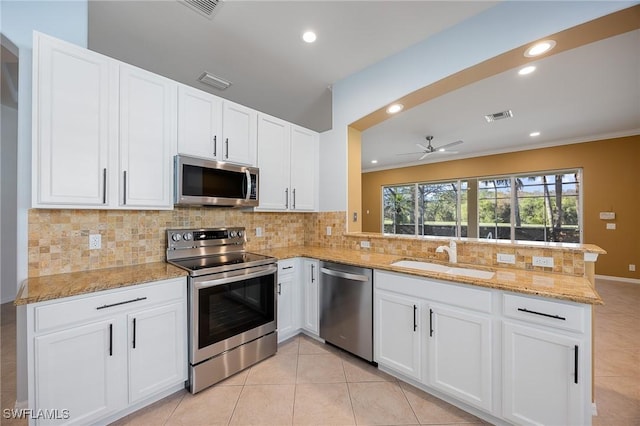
(277, 259, 299, 342)
(127, 302, 186, 404)
(27, 278, 187, 425)
(374, 270, 592, 425)
(301, 258, 319, 335)
(375, 290, 422, 380)
(34, 318, 126, 425)
(426, 303, 492, 411)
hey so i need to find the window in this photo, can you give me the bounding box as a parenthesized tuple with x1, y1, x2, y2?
(381, 169, 581, 243)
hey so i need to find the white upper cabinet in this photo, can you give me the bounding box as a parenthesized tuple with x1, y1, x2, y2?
(177, 85, 222, 160)
(221, 101, 257, 166)
(119, 65, 176, 209)
(289, 126, 317, 211)
(256, 113, 318, 212)
(32, 32, 176, 210)
(32, 32, 116, 207)
(256, 115, 291, 210)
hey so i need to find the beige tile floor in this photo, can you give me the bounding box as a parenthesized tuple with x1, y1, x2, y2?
(1, 278, 638, 425)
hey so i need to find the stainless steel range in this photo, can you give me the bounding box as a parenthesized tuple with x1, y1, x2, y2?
(166, 227, 278, 393)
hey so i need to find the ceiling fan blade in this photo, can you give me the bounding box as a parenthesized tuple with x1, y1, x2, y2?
(416, 143, 429, 151)
(419, 152, 433, 160)
(435, 150, 459, 155)
(436, 140, 463, 151)
(396, 151, 424, 156)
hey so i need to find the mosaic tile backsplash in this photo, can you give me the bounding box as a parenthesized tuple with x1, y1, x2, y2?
(28, 209, 586, 277)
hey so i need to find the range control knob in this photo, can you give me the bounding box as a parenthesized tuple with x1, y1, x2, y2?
(183, 232, 193, 241)
(171, 233, 182, 242)
(229, 231, 237, 238)
(237, 230, 243, 238)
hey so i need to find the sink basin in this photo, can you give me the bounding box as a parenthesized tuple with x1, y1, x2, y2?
(391, 260, 495, 280)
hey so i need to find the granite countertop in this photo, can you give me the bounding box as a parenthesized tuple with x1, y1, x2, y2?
(15, 246, 602, 306)
(262, 246, 603, 305)
(15, 262, 188, 305)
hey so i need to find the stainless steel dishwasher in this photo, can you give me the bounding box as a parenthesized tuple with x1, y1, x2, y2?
(319, 261, 373, 362)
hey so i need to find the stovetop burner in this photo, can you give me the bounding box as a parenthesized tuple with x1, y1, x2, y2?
(166, 227, 276, 277)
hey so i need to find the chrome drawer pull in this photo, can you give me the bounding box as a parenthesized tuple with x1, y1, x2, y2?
(517, 307, 566, 321)
(96, 297, 147, 310)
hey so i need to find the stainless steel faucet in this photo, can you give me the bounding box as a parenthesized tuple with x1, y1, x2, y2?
(436, 240, 457, 263)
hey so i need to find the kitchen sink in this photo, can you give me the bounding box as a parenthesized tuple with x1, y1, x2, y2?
(391, 260, 495, 280)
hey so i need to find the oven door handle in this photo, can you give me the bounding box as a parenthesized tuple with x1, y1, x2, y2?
(194, 265, 277, 290)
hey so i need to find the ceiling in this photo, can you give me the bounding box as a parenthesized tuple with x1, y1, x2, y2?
(361, 28, 640, 171)
(87, 0, 497, 132)
(87, 2, 639, 172)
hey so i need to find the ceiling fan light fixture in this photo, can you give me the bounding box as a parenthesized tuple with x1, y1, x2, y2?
(529, 131, 541, 137)
(302, 31, 317, 43)
(524, 40, 556, 57)
(371, 160, 378, 164)
(386, 103, 404, 114)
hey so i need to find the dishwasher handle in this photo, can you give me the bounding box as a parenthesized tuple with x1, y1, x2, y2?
(321, 267, 370, 282)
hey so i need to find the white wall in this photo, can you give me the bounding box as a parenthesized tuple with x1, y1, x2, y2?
(318, 1, 637, 212)
(0, 0, 88, 406)
(1, 104, 18, 303)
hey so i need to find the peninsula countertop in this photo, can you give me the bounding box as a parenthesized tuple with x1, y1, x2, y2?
(260, 246, 602, 305)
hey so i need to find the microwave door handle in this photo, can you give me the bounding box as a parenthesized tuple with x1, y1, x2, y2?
(245, 170, 251, 200)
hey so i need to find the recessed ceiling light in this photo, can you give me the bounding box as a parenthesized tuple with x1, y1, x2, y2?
(302, 31, 317, 43)
(371, 160, 378, 164)
(518, 65, 536, 75)
(386, 103, 404, 114)
(529, 131, 541, 137)
(524, 40, 556, 57)
(438, 148, 446, 152)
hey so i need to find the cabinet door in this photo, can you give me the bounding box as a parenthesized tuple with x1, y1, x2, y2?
(34, 319, 126, 425)
(289, 126, 317, 211)
(256, 114, 290, 210)
(277, 272, 297, 342)
(427, 304, 492, 411)
(374, 290, 421, 380)
(503, 322, 584, 426)
(222, 101, 257, 165)
(177, 85, 222, 159)
(302, 259, 319, 335)
(33, 33, 115, 207)
(128, 302, 187, 403)
(119, 64, 176, 209)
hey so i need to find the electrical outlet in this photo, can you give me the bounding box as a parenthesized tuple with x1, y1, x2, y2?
(532, 256, 554, 268)
(255, 227, 262, 237)
(326, 226, 332, 236)
(360, 241, 371, 248)
(606, 223, 616, 230)
(89, 234, 101, 250)
(497, 253, 516, 264)
(630, 264, 636, 272)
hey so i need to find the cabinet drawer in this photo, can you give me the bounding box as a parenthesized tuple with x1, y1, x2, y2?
(34, 277, 186, 333)
(278, 259, 296, 275)
(502, 293, 585, 333)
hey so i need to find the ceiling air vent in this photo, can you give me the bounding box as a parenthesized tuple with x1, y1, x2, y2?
(198, 72, 232, 90)
(179, 0, 223, 19)
(484, 110, 513, 123)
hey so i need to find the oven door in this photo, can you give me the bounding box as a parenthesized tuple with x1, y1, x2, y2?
(190, 264, 277, 364)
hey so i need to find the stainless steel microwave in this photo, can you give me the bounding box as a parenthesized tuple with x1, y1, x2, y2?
(174, 155, 259, 207)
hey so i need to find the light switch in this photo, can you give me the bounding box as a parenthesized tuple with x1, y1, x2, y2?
(599, 212, 615, 220)
(606, 223, 616, 230)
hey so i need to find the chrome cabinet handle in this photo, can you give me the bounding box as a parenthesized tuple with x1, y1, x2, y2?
(574, 345, 579, 384)
(213, 135, 217, 157)
(285, 188, 289, 209)
(292, 189, 296, 209)
(278, 283, 282, 295)
(225, 138, 229, 159)
(311, 264, 315, 283)
(413, 305, 417, 331)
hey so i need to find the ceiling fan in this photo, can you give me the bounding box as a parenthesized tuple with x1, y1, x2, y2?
(397, 135, 464, 160)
